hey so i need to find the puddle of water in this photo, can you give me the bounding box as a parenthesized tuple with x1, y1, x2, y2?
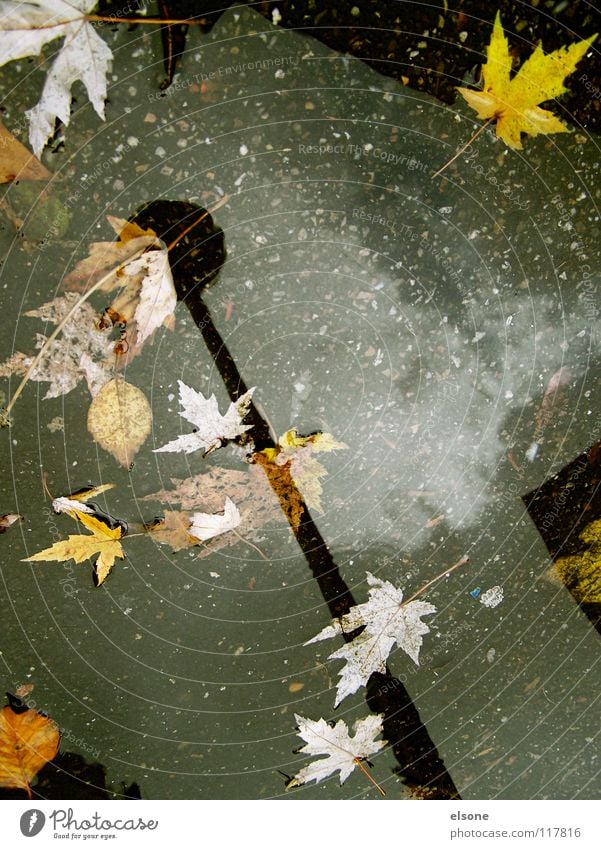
(0, 7, 599, 800)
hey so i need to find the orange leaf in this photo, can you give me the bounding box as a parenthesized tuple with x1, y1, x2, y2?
(253, 452, 305, 529)
(145, 510, 198, 552)
(0, 704, 60, 797)
(0, 121, 51, 184)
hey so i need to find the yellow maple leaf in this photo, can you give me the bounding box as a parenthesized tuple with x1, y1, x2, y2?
(457, 12, 597, 149)
(22, 512, 124, 587)
(260, 428, 348, 514)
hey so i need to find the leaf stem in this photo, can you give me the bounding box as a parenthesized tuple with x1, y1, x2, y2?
(166, 195, 230, 252)
(353, 757, 386, 797)
(3, 247, 147, 418)
(402, 556, 469, 607)
(86, 14, 209, 26)
(431, 119, 494, 179)
(231, 528, 269, 561)
(0, 15, 212, 32)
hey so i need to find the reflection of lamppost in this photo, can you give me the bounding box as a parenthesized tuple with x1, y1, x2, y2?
(128, 198, 461, 799)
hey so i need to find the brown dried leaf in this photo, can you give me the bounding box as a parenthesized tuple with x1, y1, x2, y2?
(63, 216, 158, 291)
(252, 452, 305, 529)
(260, 429, 347, 514)
(0, 513, 22, 533)
(110, 217, 154, 243)
(0, 121, 51, 184)
(64, 217, 176, 362)
(142, 463, 284, 557)
(87, 378, 152, 467)
(0, 351, 31, 379)
(146, 510, 197, 553)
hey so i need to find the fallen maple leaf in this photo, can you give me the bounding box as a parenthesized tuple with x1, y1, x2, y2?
(0, 0, 113, 156)
(457, 12, 597, 149)
(22, 511, 125, 587)
(287, 714, 386, 792)
(143, 464, 276, 512)
(189, 497, 241, 542)
(115, 247, 177, 348)
(148, 499, 242, 551)
(306, 572, 437, 706)
(0, 698, 60, 797)
(145, 510, 197, 553)
(0, 120, 51, 183)
(154, 381, 255, 455)
(0, 513, 22, 533)
(65, 216, 177, 359)
(142, 464, 284, 557)
(259, 428, 347, 514)
(0, 293, 115, 399)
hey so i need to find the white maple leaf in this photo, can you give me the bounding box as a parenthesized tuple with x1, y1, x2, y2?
(0, 293, 115, 399)
(288, 714, 386, 789)
(188, 497, 241, 542)
(0, 1, 113, 156)
(154, 381, 255, 455)
(306, 572, 437, 706)
(64, 217, 177, 355)
(141, 464, 284, 559)
(51, 483, 114, 517)
(119, 247, 176, 347)
(52, 496, 93, 515)
(78, 351, 112, 397)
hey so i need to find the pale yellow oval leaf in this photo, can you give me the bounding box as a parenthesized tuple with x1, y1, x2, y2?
(87, 378, 152, 467)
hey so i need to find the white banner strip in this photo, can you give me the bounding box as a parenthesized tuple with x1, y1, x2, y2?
(0, 800, 599, 847)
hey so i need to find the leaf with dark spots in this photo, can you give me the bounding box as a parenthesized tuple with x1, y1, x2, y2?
(129, 200, 226, 299)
